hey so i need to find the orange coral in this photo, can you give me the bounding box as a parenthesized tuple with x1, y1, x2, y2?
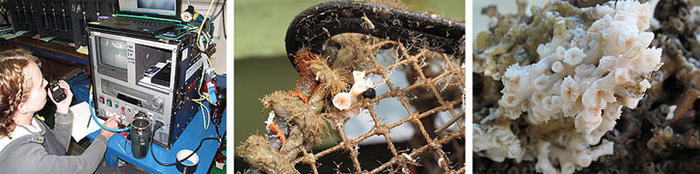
(267, 122, 286, 145)
(288, 90, 309, 104)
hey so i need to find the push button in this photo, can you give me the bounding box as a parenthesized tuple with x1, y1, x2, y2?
(106, 100, 112, 107)
(99, 97, 104, 104)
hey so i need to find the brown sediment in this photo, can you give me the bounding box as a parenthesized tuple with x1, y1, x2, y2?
(261, 91, 302, 120)
(280, 126, 305, 160)
(294, 76, 318, 98)
(291, 51, 322, 97)
(237, 135, 299, 174)
(307, 87, 328, 114)
(325, 33, 378, 77)
(308, 58, 349, 98)
(671, 88, 699, 123)
(260, 91, 329, 146)
(292, 51, 320, 78)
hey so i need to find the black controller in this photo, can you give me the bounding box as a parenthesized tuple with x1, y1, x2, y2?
(48, 80, 66, 102)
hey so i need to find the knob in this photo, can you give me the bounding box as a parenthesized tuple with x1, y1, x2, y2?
(152, 98, 164, 109)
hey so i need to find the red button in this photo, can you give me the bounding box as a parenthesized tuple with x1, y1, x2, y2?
(99, 97, 104, 103)
(121, 107, 125, 111)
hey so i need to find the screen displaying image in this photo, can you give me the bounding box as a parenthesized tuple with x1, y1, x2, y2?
(136, 0, 175, 11)
(119, 0, 177, 16)
(99, 37, 128, 70)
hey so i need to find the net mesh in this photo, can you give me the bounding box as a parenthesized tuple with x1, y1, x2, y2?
(239, 25, 464, 174)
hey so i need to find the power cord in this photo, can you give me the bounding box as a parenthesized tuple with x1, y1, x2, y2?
(150, 120, 220, 166)
(195, 0, 216, 52)
(209, 0, 225, 21)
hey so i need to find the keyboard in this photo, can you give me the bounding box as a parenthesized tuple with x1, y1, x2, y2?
(95, 17, 176, 36)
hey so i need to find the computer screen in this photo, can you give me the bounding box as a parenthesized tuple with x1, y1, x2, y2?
(99, 37, 129, 70)
(119, 0, 177, 17)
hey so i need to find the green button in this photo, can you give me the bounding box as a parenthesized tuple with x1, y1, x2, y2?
(107, 100, 112, 107)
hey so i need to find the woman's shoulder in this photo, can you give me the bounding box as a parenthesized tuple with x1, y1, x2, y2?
(0, 134, 44, 153)
(0, 134, 44, 164)
(0, 124, 43, 153)
(0, 136, 51, 173)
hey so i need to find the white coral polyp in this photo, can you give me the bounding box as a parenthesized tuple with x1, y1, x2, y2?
(350, 70, 372, 96)
(350, 79, 370, 96)
(563, 47, 585, 65)
(352, 70, 366, 82)
(474, 1, 662, 174)
(332, 92, 353, 110)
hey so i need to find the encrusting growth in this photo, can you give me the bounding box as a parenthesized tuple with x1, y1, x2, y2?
(474, 1, 662, 174)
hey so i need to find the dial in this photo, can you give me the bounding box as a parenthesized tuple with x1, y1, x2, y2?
(152, 98, 164, 110)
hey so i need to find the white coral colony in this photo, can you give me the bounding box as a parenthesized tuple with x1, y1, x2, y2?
(474, 1, 662, 174)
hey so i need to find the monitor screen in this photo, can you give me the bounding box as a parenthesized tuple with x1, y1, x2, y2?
(119, 0, 177, 17)
(99, 37, 129, 70)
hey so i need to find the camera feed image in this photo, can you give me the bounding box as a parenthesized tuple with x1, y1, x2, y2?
(234, 0, 465, 173)
(138, 0, 177, 11)
(473, 0, 700, 173)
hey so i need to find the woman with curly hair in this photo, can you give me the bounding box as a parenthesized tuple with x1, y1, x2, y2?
(0, 48, 132, 173)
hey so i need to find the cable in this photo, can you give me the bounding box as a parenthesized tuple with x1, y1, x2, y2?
(196, 0, 216, 52)
(191, 21, 217, 130)
(89, 100, 129, 132)
(192, 74, 211, 104)
(89, 86, 129, 132)
(210, 0, 225, 21)
(194, 100, 210, 130)
(210, 102, 222, 143)
(192, 54, 213, 106)
(150, 121, 219, 166)
(213, 118, 221, 143)
(221, 5, 226, 39)
(151, 137, 218, 166)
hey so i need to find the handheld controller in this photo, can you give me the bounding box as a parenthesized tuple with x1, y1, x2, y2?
(48, 80, 67, 102)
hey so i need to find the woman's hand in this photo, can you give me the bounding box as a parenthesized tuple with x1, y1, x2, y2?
(48, 80, 73, 114)
(100, 116, 119, 139)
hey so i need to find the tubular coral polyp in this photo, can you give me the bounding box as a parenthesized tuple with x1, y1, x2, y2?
(332, 92, 353, 110)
